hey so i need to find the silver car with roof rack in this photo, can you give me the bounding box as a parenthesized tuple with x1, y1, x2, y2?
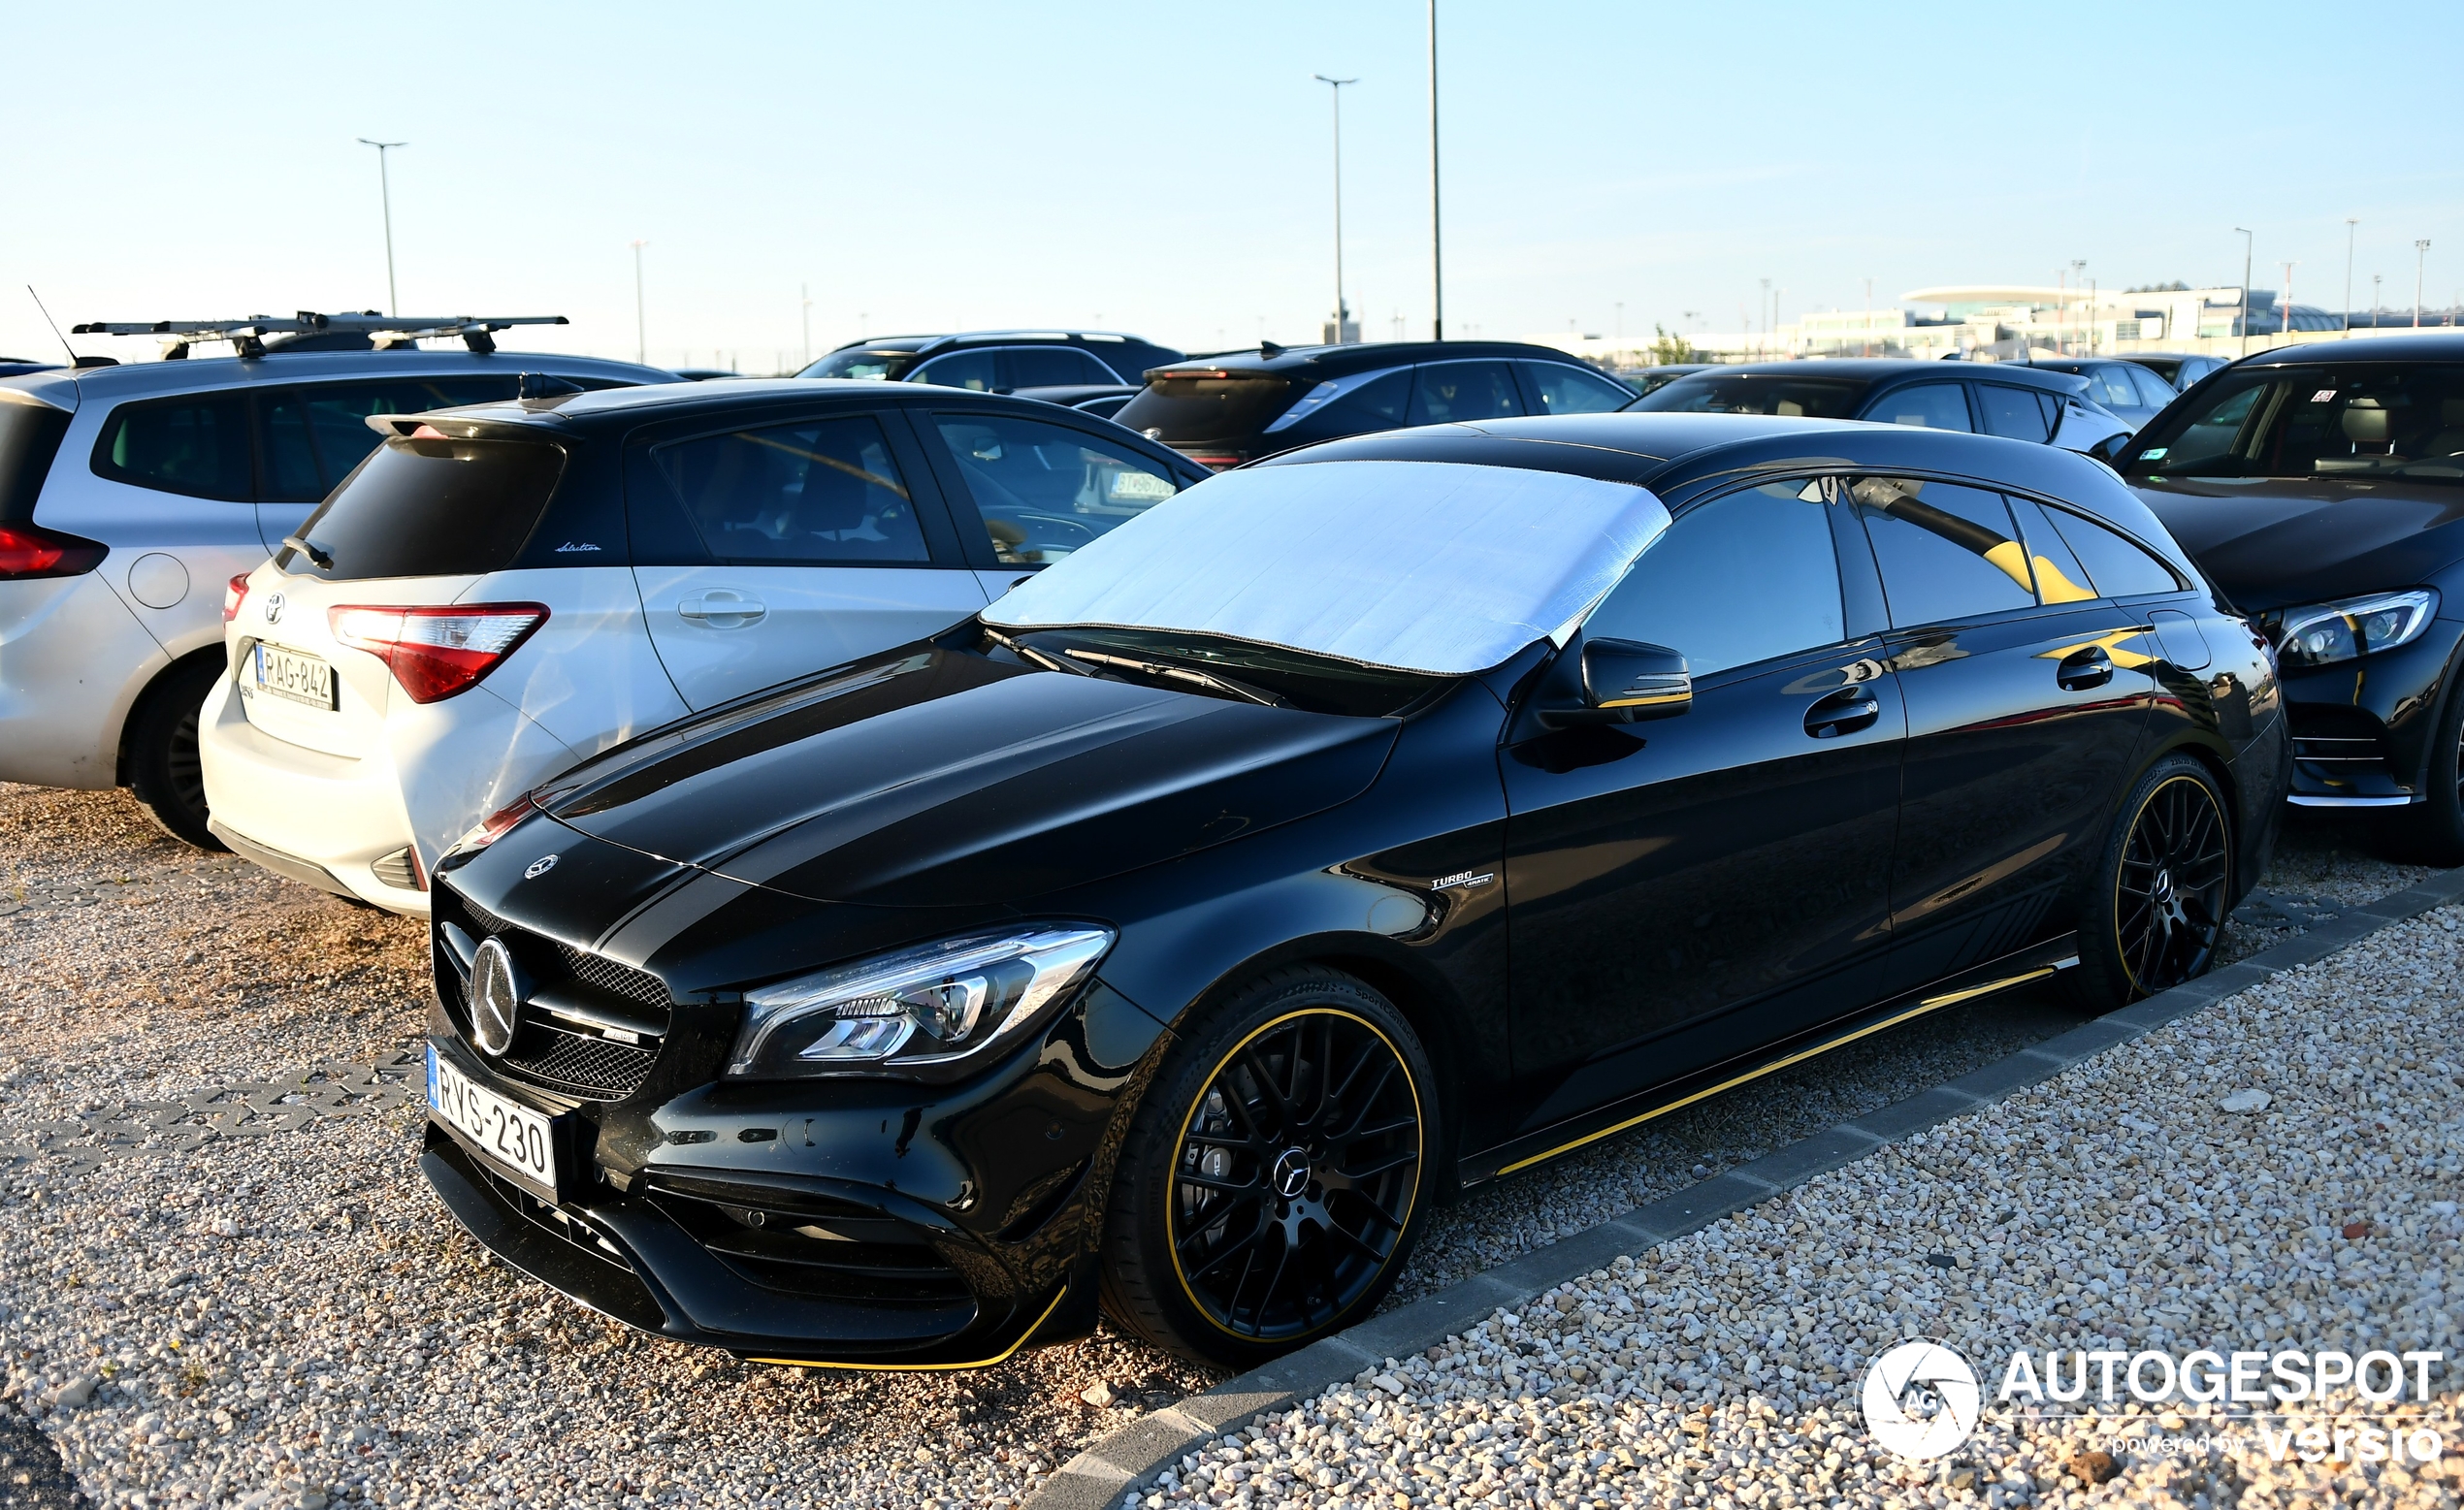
(0, 311, 668, 848)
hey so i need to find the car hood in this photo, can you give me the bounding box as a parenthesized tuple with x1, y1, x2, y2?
(2131, 478, 2464, 612)
(541, 645, 1401, 908)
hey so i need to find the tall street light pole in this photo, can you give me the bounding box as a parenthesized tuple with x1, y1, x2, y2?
(2345, 218, 2359, 337)
(2281, 262, 2297, 348)
(1313, 75, 1358, 344)
(2415, 240, 2432, 328)
(2235, 228, 2253, 356)
(631, 240, 649, 365)
(1428, 0, 1443, 343)
(356, 139, 406, 316)
(801, 283, 812, 368)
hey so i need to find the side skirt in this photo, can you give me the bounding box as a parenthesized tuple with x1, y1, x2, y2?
(1456, 934, 2081, 1187)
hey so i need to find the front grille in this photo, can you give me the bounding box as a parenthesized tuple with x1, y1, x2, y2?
(454, 891, 512, 936)
(551, 941, 671, 1011)
(502, 1023, 659, 1099)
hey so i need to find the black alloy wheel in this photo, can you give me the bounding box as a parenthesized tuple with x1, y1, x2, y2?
(1099, 968, 1435, 1366)
(127, 658, 228, 852)
(2073, 754, 2232, 1006)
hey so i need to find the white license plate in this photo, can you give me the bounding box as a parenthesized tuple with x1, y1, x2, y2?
(253, 643, 338, 710)
(429, 1045, 558, 1197)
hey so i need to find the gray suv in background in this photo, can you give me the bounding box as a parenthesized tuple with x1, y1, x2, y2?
(0, 342, 669, 847)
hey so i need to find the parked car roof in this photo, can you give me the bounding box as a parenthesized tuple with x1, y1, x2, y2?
(0, 349, 676, 413)
(2231, 332, 2464, 366)
(1149, 340, 1604, 380)
(1636, 358, 2091, 397)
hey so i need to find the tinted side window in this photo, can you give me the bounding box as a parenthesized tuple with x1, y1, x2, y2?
(302, 378, 521, 486)
(1408, 362, 1523, 425)
(1586, 479, 1844, 675)
(2003, 495, 2098, 604)
(1853, 477, 2036, 626)
(655, 415, 928, 564)
(934, 414, 1181, 565)
(2085, 366, 2142, 409)
(1976, 384, 2052, 442)
(911, 351, 999, 391)
(256, 390, 326, 503)
(1867, 383, 1972, 433)
(2128, 365, 2178, 408)
(92, 395, 253, 500)
(1312, 369, 1410, 433)
(1003, 348, 1116, 388)
(2043, 506, 2185, 597)
(1524, 362, 1632, 415)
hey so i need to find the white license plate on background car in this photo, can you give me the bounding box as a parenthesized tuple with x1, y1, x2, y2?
(252, 643, 338, 710)
(428, 1046, 558, 1196)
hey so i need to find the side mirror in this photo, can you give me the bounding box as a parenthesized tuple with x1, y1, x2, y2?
(1581, 638, 1691, 721)
(2081, 432, 2131, 467)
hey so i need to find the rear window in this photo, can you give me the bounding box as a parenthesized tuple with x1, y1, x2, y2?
(278, 434, 566, 581)
(1628, 373, 1867, 419)
(1114, 375, 1294, 443)
(0, 396, 72, 523)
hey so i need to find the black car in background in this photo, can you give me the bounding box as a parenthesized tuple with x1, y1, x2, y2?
(1618, 363, 1711, 397)
(1629, 359, 2133, 457)
(1114, 340, 1637, 469)
(2124, 353, 2230, 392)
(2118, 334, 2464, 860)
(418, 413, 2280, 1371)
(2024, 357, 2181, 431)
(798, 331, 1184, 391)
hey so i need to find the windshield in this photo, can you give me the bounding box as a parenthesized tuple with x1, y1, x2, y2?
(986, 459, 1671, 676)
(2126, 363, 2464, 485)
(1114, 375, 1294, 443)
(278, 434, 567, 580)
(797, 347, 920, 381)
(1627, 372, 1868, 418)
(992, 626, 1446, 717)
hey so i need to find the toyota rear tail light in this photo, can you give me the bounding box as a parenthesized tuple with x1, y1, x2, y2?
(223, 573, 251, 622)
(327, 603, 548, 703)
(0, 523, 109, 580)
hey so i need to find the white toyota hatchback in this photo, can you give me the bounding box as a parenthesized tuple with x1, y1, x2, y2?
(199, 379, 1208, 914)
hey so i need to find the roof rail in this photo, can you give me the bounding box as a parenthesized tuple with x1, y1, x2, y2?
(69, 310, 569, 360)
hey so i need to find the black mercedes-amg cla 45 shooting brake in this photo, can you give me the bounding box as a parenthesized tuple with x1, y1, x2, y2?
(419, 413, 2287, 1369)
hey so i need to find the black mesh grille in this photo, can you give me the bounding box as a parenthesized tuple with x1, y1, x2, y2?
(502, 1025, 658, 1100)
(456, 892, 512, 936)
(552, 942, 672, 1010)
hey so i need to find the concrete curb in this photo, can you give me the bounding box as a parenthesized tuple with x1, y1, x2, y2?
(1025, 869, 2464, 1510)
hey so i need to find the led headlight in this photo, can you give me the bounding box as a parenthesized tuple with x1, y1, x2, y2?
(728, 924, 1114, 1079)
(2272, 590, 2438, 670)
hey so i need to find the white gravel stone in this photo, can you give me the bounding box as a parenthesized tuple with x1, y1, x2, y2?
(1139, 903, 2464, 1509)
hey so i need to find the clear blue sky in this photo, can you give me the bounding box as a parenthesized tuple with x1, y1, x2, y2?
(4, 1, 2458, 369)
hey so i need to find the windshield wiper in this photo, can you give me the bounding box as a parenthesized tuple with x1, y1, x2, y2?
(1059, 647, 1290, 708)
(982, 626, 1096, 678)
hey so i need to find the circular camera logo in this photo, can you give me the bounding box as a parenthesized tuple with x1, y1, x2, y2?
(1862, 1340, 1982, 1461)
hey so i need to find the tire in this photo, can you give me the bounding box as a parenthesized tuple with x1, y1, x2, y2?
(2370, 664, 2464, 867)
(126, 658, 228, 851)
(1097, 967, 1438, 1368)
(2068, 754, 2233, 1010)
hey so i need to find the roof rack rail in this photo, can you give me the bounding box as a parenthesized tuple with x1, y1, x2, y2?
(68, 310, 569, 360)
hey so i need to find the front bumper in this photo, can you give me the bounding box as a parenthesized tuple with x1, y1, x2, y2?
(2280, 617, 2463, 806)
(421, 1121, 1071, 1366)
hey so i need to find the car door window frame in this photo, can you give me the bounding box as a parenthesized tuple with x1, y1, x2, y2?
(1859, 380, 1978, 434)
(913, 403, 1193, 573)
(621, 403, 969, 569)
(1513, 361, 1635, 416)
(1407, 358, 1528, 427)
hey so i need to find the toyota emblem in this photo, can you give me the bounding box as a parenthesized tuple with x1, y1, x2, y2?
(469, 936, 526, 1056)
(261, 592, 285, 626)
(525, 853, 560, 879)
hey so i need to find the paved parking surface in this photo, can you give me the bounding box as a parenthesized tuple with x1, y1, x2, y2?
(0, 787, 2434, 1508)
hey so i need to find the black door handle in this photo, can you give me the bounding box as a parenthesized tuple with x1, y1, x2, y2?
(2058, 647, 2115, 691)
(1804, 687, 1880, 739)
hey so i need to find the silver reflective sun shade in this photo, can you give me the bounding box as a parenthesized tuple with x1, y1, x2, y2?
(984, 460, 1670, 676)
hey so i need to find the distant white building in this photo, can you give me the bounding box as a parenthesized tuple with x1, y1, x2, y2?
(1537, 283, 2354, 369)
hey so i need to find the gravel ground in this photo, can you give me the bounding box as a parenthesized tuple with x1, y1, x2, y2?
(0, 786, 2443, 1510)
(1135, 906, 2464, 1509)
